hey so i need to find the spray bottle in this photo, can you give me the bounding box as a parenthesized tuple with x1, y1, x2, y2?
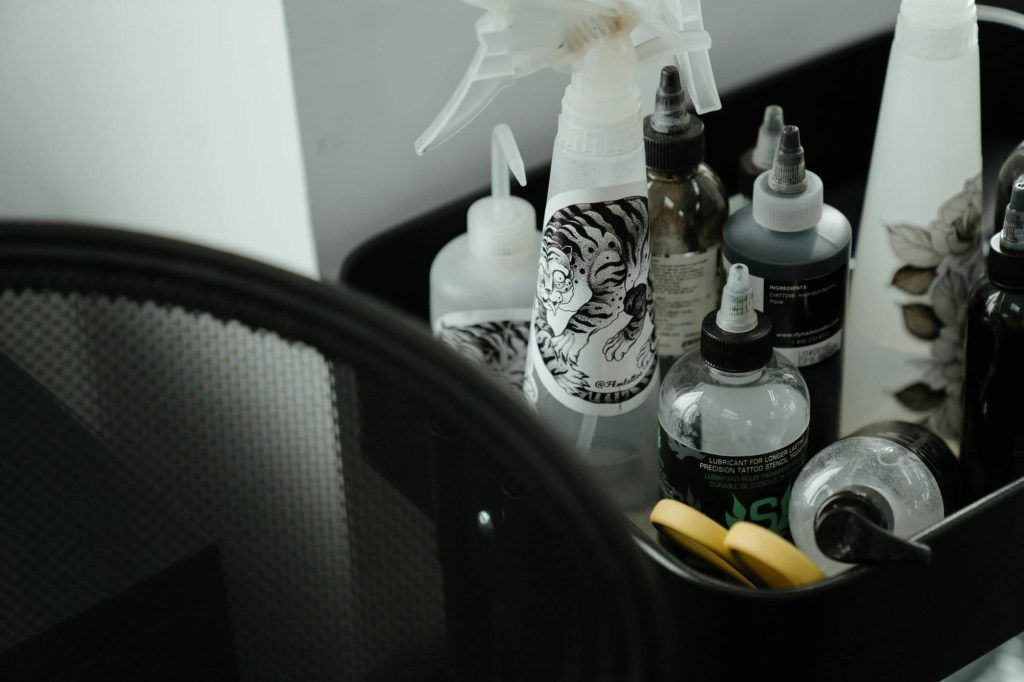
(842, 0, 983, 446)
(416, 0, 720, 509)
(431, 124, 539, 392)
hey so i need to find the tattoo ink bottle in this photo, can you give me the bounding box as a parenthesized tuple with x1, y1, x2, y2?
(645, 65, 728, 376)
(731, 105, 785, 213)
(842, 0, 982, 446)
(430, 125, 538, 392)
(961, 182, 1024, 498)
(659, 264, 810, 536)
(789, 421, 961, 576)
(415, 0, 721, 510)
(722, 125, 852, 455)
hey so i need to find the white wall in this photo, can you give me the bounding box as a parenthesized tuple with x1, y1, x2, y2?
(0, 1, 318, 277)
(285, 0, 900, 276)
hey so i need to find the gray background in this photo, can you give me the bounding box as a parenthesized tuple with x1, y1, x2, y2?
(284, 0, 901, 276)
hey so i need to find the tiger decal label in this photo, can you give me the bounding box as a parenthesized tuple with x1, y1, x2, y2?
(434, 309, 532, 392)
(529, 183, 658, 415)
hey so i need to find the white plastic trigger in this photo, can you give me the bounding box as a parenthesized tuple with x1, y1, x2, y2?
(663, 0, 721, 113)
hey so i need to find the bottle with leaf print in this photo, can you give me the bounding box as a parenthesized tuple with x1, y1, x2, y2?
(659, 264, 810, 537)
(842, 0, 983, 447)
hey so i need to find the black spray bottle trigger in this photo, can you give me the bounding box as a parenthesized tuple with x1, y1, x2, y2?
(814, 488, 932, 566)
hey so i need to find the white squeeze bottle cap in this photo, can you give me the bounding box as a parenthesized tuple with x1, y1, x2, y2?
(716, 264, 758, 333)
(751, 105, 785, 171)
(467, 124, 537, 258)
(414, 0, 721, 155)
(753, 125, 825, 233)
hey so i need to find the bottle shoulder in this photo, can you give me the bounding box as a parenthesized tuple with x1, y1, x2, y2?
(969, 278, 1024, 328)
(660, 353, 810, 455)
(430, 234, 539, 316)
(722, 205, 852, 276)
(648, 165, 729, 254)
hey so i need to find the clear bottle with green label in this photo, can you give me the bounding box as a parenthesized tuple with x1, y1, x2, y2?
(659, 264, 810, 536)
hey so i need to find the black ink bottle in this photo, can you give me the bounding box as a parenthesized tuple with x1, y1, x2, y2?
(722, 125, 853, 455)
(961, 181, 1024, 498)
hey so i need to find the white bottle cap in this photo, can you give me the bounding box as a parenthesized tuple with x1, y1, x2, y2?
(467, 124, 537, 259)
(716, 264, 758, 333)
(752, 125, 824, 233)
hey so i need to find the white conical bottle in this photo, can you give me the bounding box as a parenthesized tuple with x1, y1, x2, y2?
(430, 125, 539, 392)
(842, 0, 982, 446)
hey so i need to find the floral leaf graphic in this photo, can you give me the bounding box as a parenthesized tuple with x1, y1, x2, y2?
(894, 382, 946, 412)
(938, 175, 982, 243)
(891, 266, 938, 295)
(901, 304, 942, 340)
(931, 270, 968, 328)
(887, 223, 942, 268)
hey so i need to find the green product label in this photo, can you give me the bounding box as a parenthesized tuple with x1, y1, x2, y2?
(658, 428, 809, 537)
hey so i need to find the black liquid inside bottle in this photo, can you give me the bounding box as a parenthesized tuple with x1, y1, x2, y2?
(962, 182, 1024, 498)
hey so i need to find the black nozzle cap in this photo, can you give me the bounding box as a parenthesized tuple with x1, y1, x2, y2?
(779, 125, 802, 153)
(814, 490, 932, 566)
(659, 65, 682, 94)
(1011, 181, 1024, 211)
(644, 65, 705, 175)
(699, 310, 773, 374)
(989, 234, 1024, 290)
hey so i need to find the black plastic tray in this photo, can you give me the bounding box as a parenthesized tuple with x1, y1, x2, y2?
(341, 19, 1024, 681)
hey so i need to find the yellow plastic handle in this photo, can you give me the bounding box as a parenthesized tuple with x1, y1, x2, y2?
(724, 522, 825, 589)
(649, 499, 755, 588)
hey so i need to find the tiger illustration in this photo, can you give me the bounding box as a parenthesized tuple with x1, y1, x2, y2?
(536, 197, 654, 369)
(436, 318, 531, 392)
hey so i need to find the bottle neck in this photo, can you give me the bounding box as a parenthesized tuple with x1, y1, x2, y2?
(556, 37, 642, 156)
(707, 365, 765, 385)
(647, 166, 700, 183)
(895, 1, 978, 60)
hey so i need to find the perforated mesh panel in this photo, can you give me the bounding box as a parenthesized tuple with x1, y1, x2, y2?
(0, 288, 446, 681)
(0, 349, 212, 651)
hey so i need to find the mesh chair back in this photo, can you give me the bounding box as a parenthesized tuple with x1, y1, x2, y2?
(0, 223, 663, 681)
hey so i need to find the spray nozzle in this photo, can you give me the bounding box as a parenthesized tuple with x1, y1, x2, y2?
(490, 123, 526, 202)
(468, 124, 537, 258)
(716, 264, 758, 333)
(415, 0, 720, 155)
(769, 125, 807, 193)
(1002, 180, 1024, 252)
(751, 105, 785, 170)
(650, 66, 692, 134)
